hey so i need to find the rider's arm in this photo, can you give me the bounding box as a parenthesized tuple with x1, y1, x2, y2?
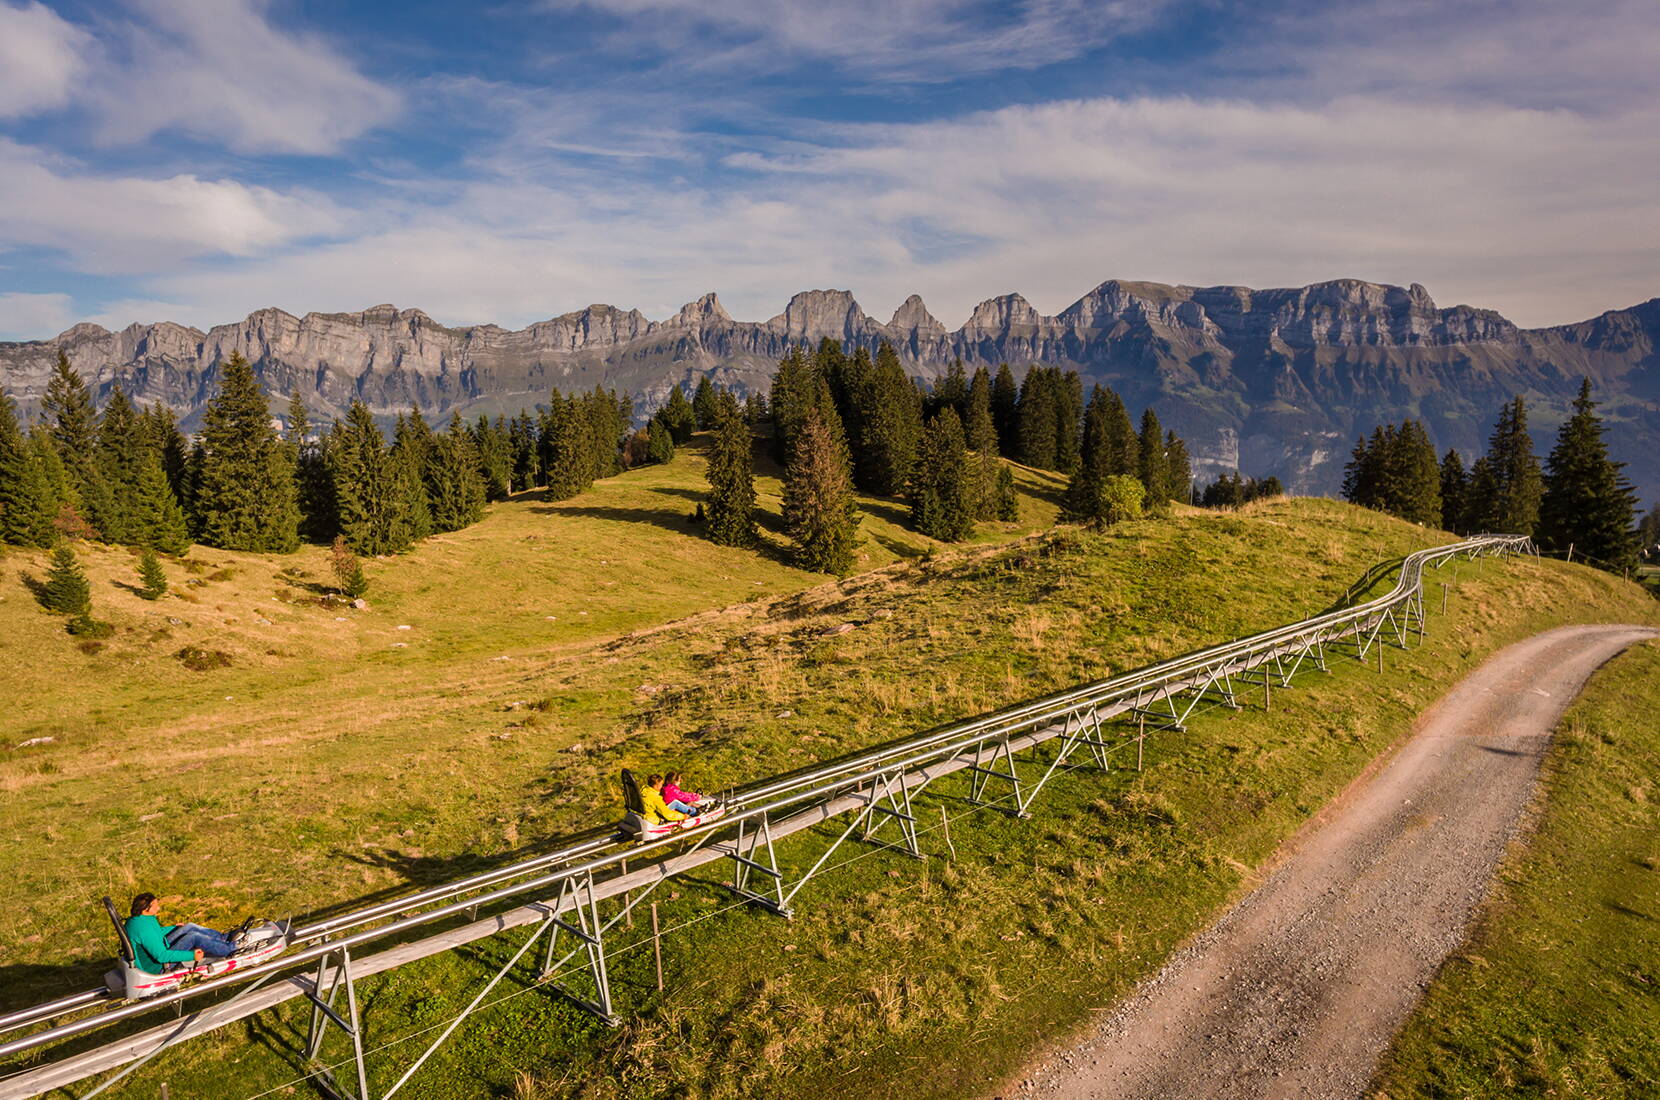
(129, 916, 197, 964)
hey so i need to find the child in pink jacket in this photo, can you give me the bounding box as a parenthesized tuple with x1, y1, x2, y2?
(661, 771, 704, 811)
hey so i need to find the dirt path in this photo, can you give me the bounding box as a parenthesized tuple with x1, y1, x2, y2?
(1013, 624, 1659, 1100)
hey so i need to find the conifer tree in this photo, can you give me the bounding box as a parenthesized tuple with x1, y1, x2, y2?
(0, 388, 55, 547)
(659, 384, 697, 445)
(1439, 449, 1468, 533)
(991, 364, 1019, 456)
(586, 385, 626, 480)
(428, 414, 488, 532)
(542, 394, 593, 500)
(1054, 371, 1084, 475)
(137, 548, 167, 600)
(390, 409, 435, 541)
(1636, 502, 1660, 554)
(855, 343, 923, 496)
(97, 387, 145, 544)
(28, 426, 75, 534)
(471, 416, 513, 501)
(964, 370, 1001, 520)
(129, 449, 191, 554)
(287, 390, 334, 538)
(195, 352, 299, 552)
(929, 360, 968, 420)
(817, 340, 863, 457)
(509, 413, 539, 492)
(1484, 396, 1543, 535)
(331, 535, 370, 599)
(1538, 379, 1639, 572)
(744, 390, 768, 427)
(647, 419, 675, 465)
(991, 464, 1019, 521)
(141, 404, 190, 503)
(783, 401, 860, 574)
(1395, 420, 1443, 526)
(1103, 390, 1139, 476)
(41, 542, 91, 615)
(769, 347, 817, 464)
(42, 350, 108, 537)
(692, 375, 720, 431)
(331, 402, 411, 556)
(1061, 386, 1113, 523)
(1138, 406, 1170, 510)
(1165, 431, 1193, 505)
(1464, 456, 1499, 532)
(909, 409, 974, 542)
(1016, 368, 1059, 469)
(704, 393, 757, 547)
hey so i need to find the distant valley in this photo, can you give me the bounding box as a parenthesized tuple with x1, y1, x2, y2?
(2, 278, 1657, 502)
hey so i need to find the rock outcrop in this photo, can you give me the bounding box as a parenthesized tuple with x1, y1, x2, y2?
(3, 279, 1657, 503)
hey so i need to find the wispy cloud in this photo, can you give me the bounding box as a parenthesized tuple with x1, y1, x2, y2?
(0, 291, 76, 339)
(0, 1, 90, 118)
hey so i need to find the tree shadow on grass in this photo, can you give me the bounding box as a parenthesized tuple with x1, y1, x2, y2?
(529, 504, 700, 537)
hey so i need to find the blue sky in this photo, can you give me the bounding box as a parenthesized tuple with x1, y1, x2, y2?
(0, 0, 1656, 340)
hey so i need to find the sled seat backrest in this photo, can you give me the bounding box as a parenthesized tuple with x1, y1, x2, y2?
(102, 896, 135, 964)
(620, 769, 646, 815)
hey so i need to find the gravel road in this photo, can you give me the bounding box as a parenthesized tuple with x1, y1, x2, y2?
(1012, 624, 1659, 1100)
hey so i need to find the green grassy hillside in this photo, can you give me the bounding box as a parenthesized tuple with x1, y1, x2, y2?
(1, 473, 1655, 1099)
(1371, 639, 1660, 1099)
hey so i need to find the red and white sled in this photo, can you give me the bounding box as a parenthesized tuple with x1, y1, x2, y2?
(101, 898, 289, 1000)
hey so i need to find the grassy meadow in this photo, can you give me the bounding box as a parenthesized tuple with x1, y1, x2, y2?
(1, 446, 1656, 1099)
(1371, 639, 1660, 1099)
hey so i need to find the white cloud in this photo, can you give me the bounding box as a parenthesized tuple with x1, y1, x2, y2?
(0, 291, 76, 341)
(0, 1, 91, 118)
(0, 139, 343, 273)
(85, 0, 399, 154)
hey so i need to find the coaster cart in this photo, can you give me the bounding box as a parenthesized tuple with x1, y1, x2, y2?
(618, 769, 727, 841)
(100, 897, 289, 1001)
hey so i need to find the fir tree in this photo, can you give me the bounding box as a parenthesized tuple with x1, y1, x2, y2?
(42, 351, 109, 537)
(1439, 449, 1468, 533)
(659, 384, 697, 445)
(509, 413, 539, 492)
(1102, 390, 1139, 476)
(704, 393, 757, 547)
(783, 402, 860, 574)
(990, 364, 1019, 457)
(331, 402, 411, 556)
(1061, 385, 1113, 523)
(1016, 368, 1059, 469)
(195, 352, 299, 552)
(1165, 431, 1193, 505)
(428, 414, 488, 532)
(856, 343, 924, 496)
(647, 419, 675, 465)
(97, 387, 145, 544)
(909, 409, 975, 541)
(0, 387, 55, 547)
(391, 409, 435, 541)
(288, 390, 334, 539)
(1484, 396, 1543, 535)
(992, 464, 1019, 521)
(41, 542, 91, 615)
(331, 535, 370, 599)
(129, 449, 191, 554)
(1137, 407, 1169, 510)
(692, 375, 720, 431)
(137, 548, 167, 600)
(1538, 378, 1639, 572)
(929, 360, 968, 420)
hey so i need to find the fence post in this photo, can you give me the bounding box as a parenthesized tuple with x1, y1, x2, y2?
(651, 903, 663, 993)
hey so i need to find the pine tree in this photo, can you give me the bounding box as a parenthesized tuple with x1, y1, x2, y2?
(472, 416, 513, 501)
(991, 364, 1019, 457)
(391, 409, 435, 541)
(137, 548, 167, 600)
(41, 542, 91, 615)
(97, 387, 146, 544)
(1538, 379, 1640, 572)
(1016, 369, 1059, 469)
(288, 390, 334, 538)
(509, 413, 539, 492)
(1061, 386, 1112, 523)
(782, 402, 860, 574)
(647, 419, 675, 465)
(0, 387, 55, 547)
(1439, 449, 1468, 533)
(42, 350, 109, 538)
(929, 360, 968, 420)
(1103, 390, 1139, 476)
(692, 375, 720, 431)
(1165, 431, 1193, 505)
(854, 343, 923, 496)
(909, 409, 974, 541)
(704, 393, 757, 547)
(659, 385, 697, 445)
(331, 402, 410, 556)
(129, 449, 191, 554)
(1484, 396, 1543, 535)
(1138, 407, 1169, 510)
(195, 352, 299, 552)
(428, 414, 488, 532)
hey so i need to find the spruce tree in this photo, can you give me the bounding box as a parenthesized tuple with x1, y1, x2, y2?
(195, 352, 299, 552)
(744, 391, 768, 427)
(692, 376, 720, 431)
(1016, 369, 1059, 469)
(1464, 456, 1499, 532)
(1538, 379, 1640, 572)
(704, 393, 757, 547)
(129, 449, 191, 554)
(1484, 396, 1543, 535)
(428, 414, 488, 532)
(509, 413, 539, 492)
(41, 542, 91, 615)
(1103, 389, 1139, 476)
(992, 464, 1019, 521)
(542, 394, 593, 500)
(331, 402, 410, 556)
(97, 388, 145, 544)
(288, 390, 335, 539)
(647, 419, 675, 465)
(472, 416, 514, 501)
(909, 409, 974, 542)
(1165, 431, 1193, 505)
(1054, 371, 1084, 475)
(0, 388, 55, 547)
(991, 364, 1019, 457)
(929, 360, 968, 420)
(1138, 407, 1170, 510)
(141, 404, 190, 503)
(1439, 450, 1467, 533)
(137, 547, 167, 600)
(855, 343, 923, 496)
(390, 409, 435, 541)
(42, 351, 109, 538)
(1061, 386, 1112, 523)
(331, 535, 370, 599)
(769, 347, 816, 464)
(1395, 420, 1443, 526)
(964, 370, 1001, 520)
(783, 402, 860, 574)
(659, 385, 697, 445)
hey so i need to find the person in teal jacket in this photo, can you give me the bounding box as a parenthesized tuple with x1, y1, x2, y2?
(124, 893, 239, 974)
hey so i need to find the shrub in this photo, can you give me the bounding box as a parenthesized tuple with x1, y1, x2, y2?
(138, 549, 167, 600)
(41, 543, 91, 615)
(1098, 475, 1146, 526)
(331, 536, 369, 599)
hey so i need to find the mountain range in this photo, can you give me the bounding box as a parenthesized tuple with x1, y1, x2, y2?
(2, 278, 1657, 505)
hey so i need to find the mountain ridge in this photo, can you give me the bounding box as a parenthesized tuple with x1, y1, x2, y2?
(3, 278, 1657, 503)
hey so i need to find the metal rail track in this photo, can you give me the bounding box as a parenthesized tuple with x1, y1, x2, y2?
(0, 533, 1531, 1099)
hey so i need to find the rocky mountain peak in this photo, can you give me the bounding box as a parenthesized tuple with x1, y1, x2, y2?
(964, 293, 1041, 331)
(668, 292, 732, 327)
(888, 294, 944, 334)
(772, 289, 870, 340)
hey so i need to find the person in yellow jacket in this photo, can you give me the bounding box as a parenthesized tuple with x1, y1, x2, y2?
(640, 773, 701, 824)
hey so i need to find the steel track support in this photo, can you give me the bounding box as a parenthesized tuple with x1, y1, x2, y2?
(537, 872, 618, 1025)
(718, 812, 794, 916)
(968, 737, 1029, 816)
(302, 946, 370, 1100)
(1016, 707, 1112, 812)
(859, 770, 926, 860)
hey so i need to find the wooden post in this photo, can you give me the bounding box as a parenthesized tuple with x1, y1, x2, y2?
(1264, 667, 1272, 712)
(940, 806, 956, 862)
(160, 1085, 170, 1100)
(1567, 542, 1575, 563)
(622, 858, 632, 928)
(651, 903, 663, 993)
(1136, 712, 1145, 772)
(1441, 582, 1448, 614)
(1378, 639, 1385, 673)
